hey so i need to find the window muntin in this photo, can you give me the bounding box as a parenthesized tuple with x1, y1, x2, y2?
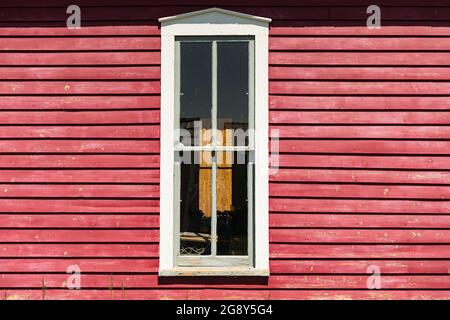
(174, 37, 255, 267)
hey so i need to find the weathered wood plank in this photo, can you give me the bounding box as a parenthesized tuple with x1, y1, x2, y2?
(0, 140, 159, 153)
(271, 126, 450, 139)
(270, 37, 450, 51)
(276, 155, 450, 170)
(0, 214, 159, 228)
(270, 184, 450, 199)
(270, 82, 450, 95)
(0, 111, 160, 124)
(270, 213, 450, 228)
(0, 155, 159, 168)
(270, 111, 450, 124)
(0, 184, 159, 197)
(269, 96, 450, 110)
(271, 244, 450, 259)
(4, 289, 450, 300)
(0, 230, 159, 243)
(0, 52, 160, 65)
(0, 199, 159, 213)
(271, 169, 450, 184)
(2, 274, 450, 289)
(0, 81, 160, 94)
(270, 52, 450, 66)
(270, 67, 450, 80)
(0, 96, 160, 110)
(0, 67, 160, 80)
(270, 198, 450, 214)
(0, 244, 158, 257)
(277, 140, 450, 155)
(0, 37, 160, 51)
(270, 229, 450, 244)
(0, 258, 158, 273)
(0, 169, 159, 183)
(0, 126, 159, 139)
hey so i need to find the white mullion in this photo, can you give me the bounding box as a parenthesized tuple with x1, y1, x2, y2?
(210, 40, 218, 257)
(248, 39, 255, 151)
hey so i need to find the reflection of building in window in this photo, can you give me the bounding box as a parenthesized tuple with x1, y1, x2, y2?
(199, 127, 233, 218)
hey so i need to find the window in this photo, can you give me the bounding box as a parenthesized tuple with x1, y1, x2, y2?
(159, 8, 271, 276)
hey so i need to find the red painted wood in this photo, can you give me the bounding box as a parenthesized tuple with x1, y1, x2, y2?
(3, 0, 450, 7)
(270, 229, 450, 244)
(270, 37, 450, 50)
(0, 6, 328, 22)
(277, 140, 450, 155)
(0, 230, 158, 243)
(0, 214, 159, 228)
(269, 96, 450, 110)
(0, 184, 159, 197)
(270, 82, 450, 95)
(330, 6, 450, 21)
(0, 259, 158, 273)
(3, 289, 450, 300)
(272, 126, 450, 139)
(0, 199, 159, 213)
(0, 170, 159, 183)
(269, 259, 450, 274)
(270, 198, 450, 214)
(276, 155, 450, 170)
(3, 274, 450, 289)
(270, 184, 450, 199)
(0, 52, 160, 65)
(1, 258, 449, 275)
(270, 213, 450, 229)
(0, 155, 159, 168)
(0, 81, 160, 94)
(0, 67, 160, 80)
(0, 244, 158, 257)
(270, 52, 450, 65)
(0, 140, 159, 153)
(270, 26, 450, 36)
(0, 96, 160, 110)
(0, 126, 160, 139)
(0, 111, 160, 124)
(271, 244, 450, 259)
(270, 111, 450, 124)
(0, 37, 160, 51)
(0, 25, 160, 36)
(270, 67, 450, 80)
(271, 169, 450, 184)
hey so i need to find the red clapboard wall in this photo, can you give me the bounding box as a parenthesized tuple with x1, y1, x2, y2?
(1, 0, 450, 300)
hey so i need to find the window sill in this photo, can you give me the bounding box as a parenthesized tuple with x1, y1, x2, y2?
(159, 267, 269, 277)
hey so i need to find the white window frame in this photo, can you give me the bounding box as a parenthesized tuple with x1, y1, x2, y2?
(159, 8, 271, 277)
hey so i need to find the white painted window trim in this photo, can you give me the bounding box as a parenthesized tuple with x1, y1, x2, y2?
(158, 8, 271, 277)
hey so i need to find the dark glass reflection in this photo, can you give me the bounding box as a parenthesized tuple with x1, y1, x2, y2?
(179, 151, 212, 256)
(217, 42, 249, 146)
(216, 151, 248, 256)
(179, 42, 212, 146)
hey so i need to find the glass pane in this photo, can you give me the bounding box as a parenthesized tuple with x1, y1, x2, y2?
(216, 151, 249, 256)
(217, 41, 249, 147)
(179, 151, 212, 256)
(179, 41, 212, 147)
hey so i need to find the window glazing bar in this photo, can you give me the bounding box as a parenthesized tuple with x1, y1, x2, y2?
(210, 40, 218, 257)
